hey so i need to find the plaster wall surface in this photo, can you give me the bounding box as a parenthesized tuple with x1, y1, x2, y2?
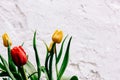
(0, 0, 120, 80)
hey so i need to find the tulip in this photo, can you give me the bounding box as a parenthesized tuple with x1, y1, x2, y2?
(52, 30, 63, 43)
(2, 33, 12, 47)
(48, 41, 54, 52)
(11, 46, 27, 66)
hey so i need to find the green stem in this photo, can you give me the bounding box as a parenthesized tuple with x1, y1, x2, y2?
(55, 56, 59, 77)
(7, 41, 17, 72)
(45, 71, 49, 80)
(18, 66, 28, 80)
(45, 54, 50, 79)
(49, 43, 56, 80)
(49, 53, 54, 80)
(55, 46, 59, 78)
(41, 68, 49, 80)
(28, 72, 37, 78)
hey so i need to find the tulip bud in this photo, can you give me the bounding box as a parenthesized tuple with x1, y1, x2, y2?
(48, 41, 54, 52)
(52, 30, 63, 43)
(11, 46, 28, 66)
(2, 33, 12, 47)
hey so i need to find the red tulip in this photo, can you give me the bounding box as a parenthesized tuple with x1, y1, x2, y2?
(11, 46, 28, 66)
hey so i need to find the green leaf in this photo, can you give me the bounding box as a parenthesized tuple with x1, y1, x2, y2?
(7, 42, 17, 72)
(33, 31, 41, 80)
(43, 41, 50, 79)
(41, 66, 46, 73)
(57, 37, 72, 80)
(56, 35, 68, 64)
(0, 55, 16, 80)
(3, 78, 8, 80)
(43, 41, 49, 53)
(0, 72, 8, 77)
(43, 41, 49, 76)
(13, 72, 23, 80)
(0, 62, 6, 71)
(0, 71, 22, 80)
(24, 61, 38, 80)
(70, 75, 78, 80)
(41, 66, 49, 80)
(60, 75, 78, 80)
(21, 42, 24, 46)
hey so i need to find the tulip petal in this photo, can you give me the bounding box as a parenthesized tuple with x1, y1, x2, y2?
(2, 33, 12, 47)
(52, 30, 63, 43)
(11, 46, 27, 66)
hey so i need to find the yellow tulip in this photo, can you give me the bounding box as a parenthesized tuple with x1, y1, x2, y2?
(2, 33, 12, 47)
(52, 30, 63, 43)
(48, 41, 54, 52)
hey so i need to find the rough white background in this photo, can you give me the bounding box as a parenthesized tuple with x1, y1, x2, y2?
(0, 0, 120, 80)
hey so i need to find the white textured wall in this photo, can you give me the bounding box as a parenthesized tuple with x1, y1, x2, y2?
(0, 0, 120, 80)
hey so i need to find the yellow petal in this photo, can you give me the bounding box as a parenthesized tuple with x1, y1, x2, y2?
(48, 41, 54, 52)
(52, 30, 63, 43)
(2, 33, 12, 47)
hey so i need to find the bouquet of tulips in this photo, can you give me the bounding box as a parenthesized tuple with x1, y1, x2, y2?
(0, 30, 78, 80)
